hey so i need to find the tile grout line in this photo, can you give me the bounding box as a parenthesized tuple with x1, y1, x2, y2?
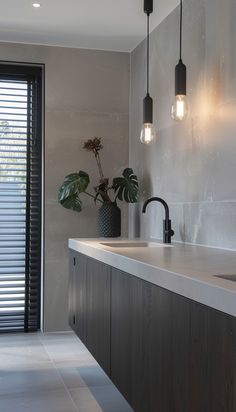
(53, 365, 83, 412)
(51, 357, 113, 411)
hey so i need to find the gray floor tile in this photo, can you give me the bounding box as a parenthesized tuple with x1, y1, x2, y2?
(56, 363, 88, 389)
(40, 333, 88, 362)
(0, 332, 133, 412)
(89, 385, 133, 412)
(75, 365, 112, 387)
(39, 332, 81, 346)
(70, 386, 133, 412)
(0, 362, 64, 396)
(0, 339, 50, 368)
(54, 352, 97, 370)
(58, 364, 112, 389)
(0, 332, 41, 345)
(0, 390, 78, 412)
(69, 387, 103, 412)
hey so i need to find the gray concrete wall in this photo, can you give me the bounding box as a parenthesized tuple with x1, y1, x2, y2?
(0, 42, 129, 331)
(129, 0, 236, 250)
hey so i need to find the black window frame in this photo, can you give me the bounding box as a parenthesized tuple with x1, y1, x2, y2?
(0, 62, 44, 332)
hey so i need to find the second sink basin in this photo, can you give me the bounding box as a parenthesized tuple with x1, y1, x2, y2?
(100, 241, 173, 248)
(214, 274, 236, 282)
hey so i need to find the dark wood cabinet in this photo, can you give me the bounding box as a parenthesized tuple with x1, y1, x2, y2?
(68, 250, 76, 329)
(111, 267, 236, 412)
(69, 252, 111, 375)
(85, 258, 111, 375)
(74, 252, 87, 343)
(69, 250, 236, 412)
(111, 267, 176, 412)
(69, 251, 87, 342)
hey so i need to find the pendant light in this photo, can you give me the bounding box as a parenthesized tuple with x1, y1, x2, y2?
(140, 0, 156, 144)
(171, 0, 189, 121)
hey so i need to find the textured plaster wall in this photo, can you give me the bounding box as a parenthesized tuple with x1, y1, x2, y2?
(129, 0, 236, 250)
(0, 42, 129, 331)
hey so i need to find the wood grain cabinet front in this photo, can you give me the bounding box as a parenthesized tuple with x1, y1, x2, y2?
(68, 251, 111, 376)
(85, 257, 111, 375)
(68, 251, 76, 330)
(111, 267, 236, 412)
(69, 251, 87, 343)
(69, 251, 236, 412)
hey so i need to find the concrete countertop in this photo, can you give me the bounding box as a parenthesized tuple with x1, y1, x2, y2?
(69, 238, 236, 318)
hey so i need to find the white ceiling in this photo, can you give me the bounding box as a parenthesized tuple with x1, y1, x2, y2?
(0, 0, 179, 52)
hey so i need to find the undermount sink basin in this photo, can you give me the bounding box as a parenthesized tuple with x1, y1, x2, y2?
(214, 274, 236, 282)
(100, 241, 173, 248)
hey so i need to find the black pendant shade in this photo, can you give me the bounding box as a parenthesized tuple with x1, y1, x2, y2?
(143, 93, 153, 124)
(144, 0, 153, 15)
(175, 59, 186, 96)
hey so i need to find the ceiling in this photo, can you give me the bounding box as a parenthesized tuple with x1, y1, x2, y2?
(0, 0, 179, 52)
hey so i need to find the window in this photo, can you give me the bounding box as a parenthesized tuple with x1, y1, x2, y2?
(0, 64, 43, 332)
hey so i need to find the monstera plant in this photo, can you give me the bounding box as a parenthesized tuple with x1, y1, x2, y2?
(58, 137, 139, 237)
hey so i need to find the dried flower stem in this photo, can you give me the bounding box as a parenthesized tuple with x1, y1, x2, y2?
(83, 137, 112, 203)
(94, 151, 104, 181)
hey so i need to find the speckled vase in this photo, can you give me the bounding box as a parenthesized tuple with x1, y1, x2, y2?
(98, 202, 121, 238)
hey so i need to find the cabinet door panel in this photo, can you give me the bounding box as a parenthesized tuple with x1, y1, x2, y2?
(68, 251, 76, 331)
(74, 252, 87, 344)
(206, 309, 236, 412)
(111, 268, 178, 412)
(86, 257, 111, 375)
(111, 268, 132, 402)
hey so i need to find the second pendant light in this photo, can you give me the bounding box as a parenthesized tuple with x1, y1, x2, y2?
(140, 0, 156, 144)
(171, 0, 189, 121)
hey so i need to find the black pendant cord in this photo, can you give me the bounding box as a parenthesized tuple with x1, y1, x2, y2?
(143, 0, 153, 125)
(179, 0, 183, 60)
(175, 0, 187, 99)
(147, 13, 150, 94)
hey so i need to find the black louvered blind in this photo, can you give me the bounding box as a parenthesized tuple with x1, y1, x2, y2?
(0, 64, 42, 333)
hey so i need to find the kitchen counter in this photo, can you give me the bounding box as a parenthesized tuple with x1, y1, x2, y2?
(69, 238, 236, 318)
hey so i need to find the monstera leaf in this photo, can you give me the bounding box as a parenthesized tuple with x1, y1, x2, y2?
(59, 192, 82, 212)
(58, 171, 89, 212)
(112, 168, 139, 203)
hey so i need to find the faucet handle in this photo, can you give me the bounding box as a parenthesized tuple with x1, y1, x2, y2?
(163, 220, 174, 243)
(168, 229, 175, 237)
(164, 228, 174, 236)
